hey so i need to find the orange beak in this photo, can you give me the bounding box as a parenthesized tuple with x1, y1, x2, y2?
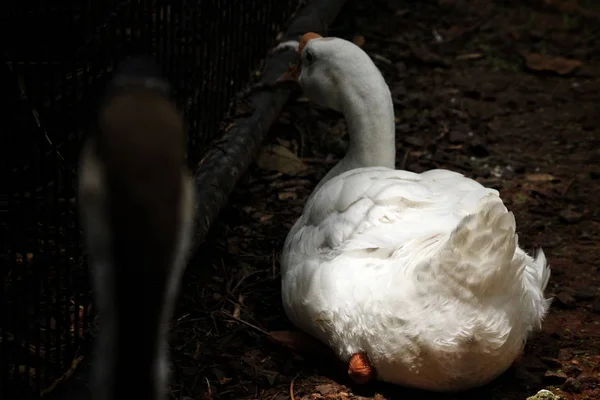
(275, 32, 323, 84)
(276, 63, 301, 83)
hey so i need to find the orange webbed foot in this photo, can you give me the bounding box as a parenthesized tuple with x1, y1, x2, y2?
(348, 352, 376, 384)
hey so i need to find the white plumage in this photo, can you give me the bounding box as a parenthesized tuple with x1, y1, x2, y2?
(279, 34, 551, 392)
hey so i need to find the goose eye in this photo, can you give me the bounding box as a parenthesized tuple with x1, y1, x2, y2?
(305, 50, 315, 64)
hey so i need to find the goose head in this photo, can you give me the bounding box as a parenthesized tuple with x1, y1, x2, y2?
(78, 56, 195, 400)
(278, 33, 396, 186)
(278, 33, 390, 113)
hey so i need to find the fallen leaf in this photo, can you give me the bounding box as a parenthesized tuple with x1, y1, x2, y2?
(544, 369, 568, 384)
(256, 145, 308, 175)
(559, 348, 576, 361)
(524, 53, 582, 75)
(278, 191, 297, 201)
(525, 173, 558, 182)
(227, 237, 240, 254)
(372, 53, 392, 65)
(232, 295, 244, 319)
(261, 369, 278, 385)
(315, 384, 339, 396)
(446, 25, 463, 37)
(276, 137, 299, 154)
(352, 34, 365, 47)
(455, 53, 484, 61)
(512, 192, 531, 205)
(540, 356, 563, 368)
(259, 214, 273, 223)
(410, 45, 450, 67)
(559, 207, 583, 223)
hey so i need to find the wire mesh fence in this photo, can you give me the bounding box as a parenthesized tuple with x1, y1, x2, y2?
(0, 0, 301, 396)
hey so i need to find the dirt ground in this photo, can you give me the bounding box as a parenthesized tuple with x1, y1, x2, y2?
(169, 0, 600, 399)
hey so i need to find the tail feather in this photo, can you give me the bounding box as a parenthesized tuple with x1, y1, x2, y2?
(522, 247, 552, 330)
(437, 194, 521, 294)
(532, 248, 550, 291)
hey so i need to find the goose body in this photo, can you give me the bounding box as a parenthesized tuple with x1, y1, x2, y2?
(279, 34, 551, 391)
(78, 56, 195, 400)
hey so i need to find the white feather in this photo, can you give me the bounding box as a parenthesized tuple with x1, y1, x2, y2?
(281, 36, 551, 392)
(282, 167, 551, 391)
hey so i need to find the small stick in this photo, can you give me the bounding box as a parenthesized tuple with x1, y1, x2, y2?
(561, 177, 575, 197)
(40, 355, 84, 397)
(220, 311, 270, 335)
(289, 375, 298, 400)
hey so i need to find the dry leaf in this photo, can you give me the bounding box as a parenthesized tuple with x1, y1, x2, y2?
(315, 384, 339, 396)
(219, 376, 232, 385)
(372, 53, 392, 65)
(525, 53, 582, 75)
(512, 192, 531, 206)
(352, 34, 365, 47)
(227, 237, 239, 254)
(455, 53, 484, 61)
(256, 145, 308, 175)
(259, 214, 273, 223)
(525, 173, 558, 182)
(278, 191, 297, 201)
(276, 137, 299, 154)
(232, 295, 244, 319)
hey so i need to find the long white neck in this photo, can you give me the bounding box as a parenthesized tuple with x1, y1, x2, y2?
(316, 72, 396, 190)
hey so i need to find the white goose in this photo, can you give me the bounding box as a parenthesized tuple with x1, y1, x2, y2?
(277, 33, 551, 392)
(78, 57, 195, 400)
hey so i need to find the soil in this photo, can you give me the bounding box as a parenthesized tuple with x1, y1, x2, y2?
(170, 0, 600, 399)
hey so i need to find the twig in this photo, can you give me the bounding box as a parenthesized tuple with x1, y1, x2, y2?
(219, 311, 270, 335)
(435, 123, 449, 141)
(40, 355, 84, 397)
(205, 376, 213, 400)
(230, 269, 265, 294)
(289, 375, 298, 400)
(561, 177, 575, 197)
